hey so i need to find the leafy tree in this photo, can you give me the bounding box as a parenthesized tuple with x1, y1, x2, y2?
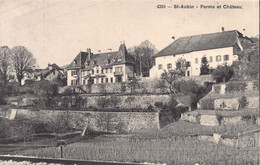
(128, 40, 157, 77)
(175, 58, 187, 76)
(232, 41, 259, 80)
(11, 46, 36, 86)
(160, 69, 181, 93)
(0, 46, 12, 86)
(212, 64, 234, 83)
(200, 56, 210, 75)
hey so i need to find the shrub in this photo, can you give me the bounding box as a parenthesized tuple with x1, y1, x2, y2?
(154, 102, 163, 108)
(212, 64, 234, 83)
(121, 82, 127, 93)
(195, 113, 201, 123)
(179, 80, 197, 94)
(200, 98, 214, 110)
(168, 95, 178, 107)
(215, 113, 223, 124)
(238, 96, 248, 108)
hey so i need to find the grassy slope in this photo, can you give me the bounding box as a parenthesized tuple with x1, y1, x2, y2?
(133, 120, 259, 139)
(13, 120, 260, 164)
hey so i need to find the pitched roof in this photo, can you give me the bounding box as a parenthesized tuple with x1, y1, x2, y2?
(154, 30, 245, 57)
(66, 52, 88, 70)
(46, 63, 62, 70)
(67, 44, 135, 71)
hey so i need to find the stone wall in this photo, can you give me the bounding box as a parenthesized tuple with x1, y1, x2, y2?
(58, 75, 213, 95)
(180, 111, 252, 126)
(78, 94, 171, 109)
(212, 80, 259, 94)
(3, 109, 159, 133)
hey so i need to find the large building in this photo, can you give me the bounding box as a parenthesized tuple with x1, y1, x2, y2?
(150, 29, 253, 78)
(66, 43, 135, 86)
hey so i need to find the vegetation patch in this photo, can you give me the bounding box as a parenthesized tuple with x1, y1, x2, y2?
(225, 81, 247, 93)
(199, 98, 214, 110)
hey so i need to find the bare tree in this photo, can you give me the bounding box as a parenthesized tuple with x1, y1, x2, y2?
(128, 40, 157, 77)
(11, 46, 36, 85)
(0, 46, 12, 86)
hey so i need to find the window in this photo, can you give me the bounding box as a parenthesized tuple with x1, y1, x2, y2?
(106, 69, 108, 74)
(195, 58, 198, 64)
(96, 69, 99, 74)
(101, 78, 104, 83)
(71, 80, 77, 86)
(71, 70, 77, 76)
(96, 78, 99, 84)
(158, 64, 163, 70)
(106, 78, 108, 83)
(115, 66, 123, 72)
(167, 63, 172, 69)
(216, 55, 221, 62)
(83, 80, 85, 85)
(110, 78, 113, 83)
(92, 70, 94, 74)
(224, 55, 229, 61)
(210, 56, 213, 63)
(101, 69, 104, 74)
(186, 61, 190, 67)
(110, 68, 112, 73)
(53, 71, 55, 75)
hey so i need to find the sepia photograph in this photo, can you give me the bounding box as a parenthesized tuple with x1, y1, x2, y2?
(0, 0, 259, 164)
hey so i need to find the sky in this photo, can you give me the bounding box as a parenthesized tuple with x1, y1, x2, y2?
(0, 0, 259, 68)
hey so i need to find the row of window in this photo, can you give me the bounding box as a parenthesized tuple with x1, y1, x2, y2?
(158, 55, 229, 69)
(82, 77, 122, 85)
(195, 55, 229, 64)
(158, 61, 191, 70)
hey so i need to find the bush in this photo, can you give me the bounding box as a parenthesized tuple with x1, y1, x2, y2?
(200, 98, 214, 110)
(179, 80, 197, 94)
(238, 96, 248, 108)
(216, 112, 223, 124)
(154, 102, 163, 108)
(212, 64, 234, 83)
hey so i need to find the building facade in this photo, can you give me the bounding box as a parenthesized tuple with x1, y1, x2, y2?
(150, 30, 253, 78)
(66, 44, 135, 86)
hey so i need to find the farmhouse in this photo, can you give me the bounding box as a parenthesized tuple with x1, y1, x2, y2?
(66, 43, 135, 86)
(150, 29, 253, 78)
(21, 63, 65, 85)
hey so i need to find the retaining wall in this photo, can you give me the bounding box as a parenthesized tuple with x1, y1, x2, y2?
(2, 109, 160, 133)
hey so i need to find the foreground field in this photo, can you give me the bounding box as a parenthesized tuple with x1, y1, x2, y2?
(14, 135, 257, 165)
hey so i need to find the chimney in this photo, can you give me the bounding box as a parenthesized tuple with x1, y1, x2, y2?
(221, 27, 224, 32)
(87, 48, 91, 59)
(108, 48, 112, 52)
(98, 50, 101, 53)
(243, 29, 246, 37)
(172, 36, 175, 41)
(48, 63, 52, 70)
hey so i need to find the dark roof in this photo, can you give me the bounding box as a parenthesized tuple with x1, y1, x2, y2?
(66, 52, 88, 70)
(46, 63, 62, 70)
(67, 44, 135, 71)
(154, 30, 247, 57)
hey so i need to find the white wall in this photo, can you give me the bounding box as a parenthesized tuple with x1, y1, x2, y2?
(67, 70, 79, 86)
(150, 47, 236, 78)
